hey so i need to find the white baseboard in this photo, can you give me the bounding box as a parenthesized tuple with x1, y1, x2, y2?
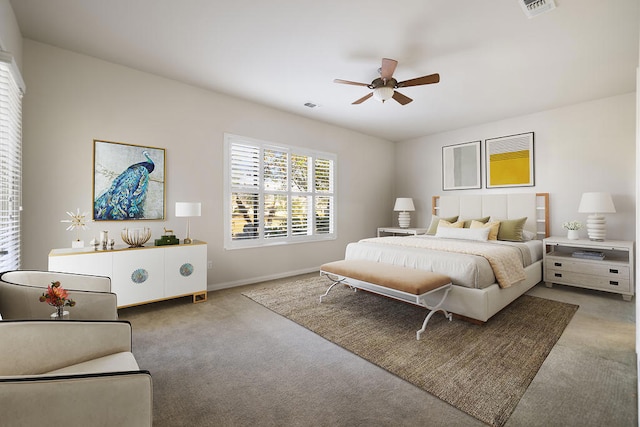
(207, 266, 319, 291)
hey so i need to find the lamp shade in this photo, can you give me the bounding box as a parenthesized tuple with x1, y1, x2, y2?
(175, 202, 202, 217)
(578, 193, 616, 214)
(393, 198, 415, 212)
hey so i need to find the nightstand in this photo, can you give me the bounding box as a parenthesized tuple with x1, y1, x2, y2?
(377, 227, 428, 237)
(543, 237, 634, 301)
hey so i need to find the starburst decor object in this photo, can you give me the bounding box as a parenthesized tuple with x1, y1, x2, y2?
(61, 208, 89, 248)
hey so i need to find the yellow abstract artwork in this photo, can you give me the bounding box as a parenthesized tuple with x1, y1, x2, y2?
(486, 133, 534, 188)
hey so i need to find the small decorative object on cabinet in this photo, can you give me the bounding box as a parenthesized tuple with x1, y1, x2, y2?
(48, 241, 207, 308)
(543, 236, 634, 301)
(121, 227, 152, 247)
(61, 208, 89, 248)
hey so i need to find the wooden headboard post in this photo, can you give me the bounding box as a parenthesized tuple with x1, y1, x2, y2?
(432, 192, 550, 239)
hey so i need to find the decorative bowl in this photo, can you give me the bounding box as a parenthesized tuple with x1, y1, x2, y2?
(121, 227, 152, 247)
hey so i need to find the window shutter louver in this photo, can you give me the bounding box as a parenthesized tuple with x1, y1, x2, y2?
(0, 58, 23, 270)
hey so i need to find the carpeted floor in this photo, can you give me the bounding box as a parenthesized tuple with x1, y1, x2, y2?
(243, 276, 579, 427)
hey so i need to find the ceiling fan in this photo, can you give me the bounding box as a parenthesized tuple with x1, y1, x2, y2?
(334, 58, 440, 105)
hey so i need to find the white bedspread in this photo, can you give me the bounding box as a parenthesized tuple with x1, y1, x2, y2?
(345, 236, 541, 289)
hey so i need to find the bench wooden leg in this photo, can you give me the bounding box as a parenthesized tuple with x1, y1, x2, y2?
(416, 285, 452, 340)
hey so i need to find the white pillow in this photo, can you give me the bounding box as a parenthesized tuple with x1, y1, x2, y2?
(522, 230, 536, 241)
(435, 226, 490, 242)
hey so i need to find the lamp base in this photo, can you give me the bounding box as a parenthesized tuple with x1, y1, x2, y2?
(397, 212, 411, 228)
(585, 214, 606, 241)
(183, 237, 193, 244)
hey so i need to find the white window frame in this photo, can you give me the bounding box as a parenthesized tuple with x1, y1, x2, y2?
(224, 133, 337, 249)
(0, 52, 25, 270)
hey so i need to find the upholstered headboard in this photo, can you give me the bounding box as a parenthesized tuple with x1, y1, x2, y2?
(432, 193, 549, 239)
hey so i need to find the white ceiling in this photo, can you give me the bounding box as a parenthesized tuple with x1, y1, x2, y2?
(9, 0, 639, 142)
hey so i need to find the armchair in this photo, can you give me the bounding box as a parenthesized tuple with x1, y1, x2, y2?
(0, 320, 152, 426)
(0, 270, 118, 320)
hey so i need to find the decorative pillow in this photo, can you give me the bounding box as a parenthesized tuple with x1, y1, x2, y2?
(461, 216, 490, 228)
(426, 215, 459, 235)
(522, 230, 536, 241)
(470, 220, 500, 240)
(438, 219, 464, 230)
(436, 226, 490, 241)
(496, 217, 528, 241)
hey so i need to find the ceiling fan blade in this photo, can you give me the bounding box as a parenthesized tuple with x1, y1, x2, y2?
(380, 58, 398, 80)
(352, 92, 373, 104)
(392, 91, 413, 105)
(334, 79, 370, 87)
(396, 73, 440, 88)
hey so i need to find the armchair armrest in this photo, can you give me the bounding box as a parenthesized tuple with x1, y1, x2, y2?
(0, 371, 152, 426)
(0, 321, 132, 375)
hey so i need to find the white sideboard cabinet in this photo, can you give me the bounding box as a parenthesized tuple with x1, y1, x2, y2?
(49, 241, 207, 308)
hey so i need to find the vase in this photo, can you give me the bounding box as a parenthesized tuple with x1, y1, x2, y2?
(567, 229, 580, 240)
(51, 306, 69, 320)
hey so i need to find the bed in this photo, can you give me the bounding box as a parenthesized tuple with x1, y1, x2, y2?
(343, 193, 549, 323)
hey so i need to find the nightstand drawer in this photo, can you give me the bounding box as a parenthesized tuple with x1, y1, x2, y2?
(546, 269, 631, 293)
(546, 257, 629, 279)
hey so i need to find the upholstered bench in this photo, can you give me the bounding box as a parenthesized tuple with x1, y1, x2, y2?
(319, 260, 453, 340)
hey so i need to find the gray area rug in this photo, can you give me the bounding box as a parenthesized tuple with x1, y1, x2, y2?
(243, 276, 579, 427)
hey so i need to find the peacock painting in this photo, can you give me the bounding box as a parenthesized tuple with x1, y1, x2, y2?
(93, 141, 165, 220)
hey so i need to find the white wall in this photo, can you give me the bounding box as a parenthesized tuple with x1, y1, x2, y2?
(395, 93, 636, 241)
(21, 40, 395, 289)
(0, 0, 22, 67)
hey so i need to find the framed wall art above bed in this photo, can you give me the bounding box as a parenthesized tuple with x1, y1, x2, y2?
(442, 140, 481, 191)
(485, 132, 534, 188)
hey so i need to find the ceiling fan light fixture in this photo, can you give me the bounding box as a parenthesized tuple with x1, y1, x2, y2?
(373, 86, 394, 103)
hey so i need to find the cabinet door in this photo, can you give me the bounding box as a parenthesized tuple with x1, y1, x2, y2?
(49, 252, 112, 277)
(164, 244, 206, 297)
(112, 249, 165, 307)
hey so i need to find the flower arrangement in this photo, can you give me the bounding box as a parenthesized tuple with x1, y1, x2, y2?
(39, 281, 76, 319)
(562, 220, 582, 231)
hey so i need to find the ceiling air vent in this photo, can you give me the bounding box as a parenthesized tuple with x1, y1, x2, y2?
(520, 0, 556, 18)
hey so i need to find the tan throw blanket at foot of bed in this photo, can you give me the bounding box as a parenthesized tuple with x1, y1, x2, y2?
(359, 236, 527, 288)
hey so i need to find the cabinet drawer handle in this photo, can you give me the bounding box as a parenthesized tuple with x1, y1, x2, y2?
(554, 262, 562, 267)
(609, 281, 619, 286)
(554, 273, 562, 278)
(609, 269, 619, 274)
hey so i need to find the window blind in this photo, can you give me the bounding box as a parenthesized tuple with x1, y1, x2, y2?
(0, 54, 24, 270)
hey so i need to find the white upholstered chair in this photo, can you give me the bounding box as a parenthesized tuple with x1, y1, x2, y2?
(0, 270, 118, 320)
(0, 320, 152, 426)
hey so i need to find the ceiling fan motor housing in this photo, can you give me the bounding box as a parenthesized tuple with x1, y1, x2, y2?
(370, 77, 397, 89)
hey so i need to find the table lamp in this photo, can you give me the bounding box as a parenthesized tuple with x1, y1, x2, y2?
(578, 192, 616, 241)
(175, 202, 201, 244)
(394, 198, 415, 228)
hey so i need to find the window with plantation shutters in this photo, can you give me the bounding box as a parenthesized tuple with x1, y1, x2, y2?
(224, 134, 336, 249)
(0, 53, 24, 270)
